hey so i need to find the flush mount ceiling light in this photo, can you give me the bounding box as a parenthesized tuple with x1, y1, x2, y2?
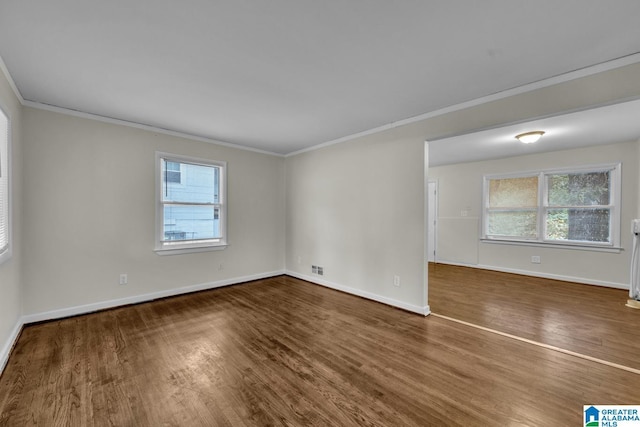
(515, 131, 545, 144)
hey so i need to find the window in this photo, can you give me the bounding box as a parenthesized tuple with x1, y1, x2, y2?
(486, 175, 539, 239)
(155, 153, 227, 254)
(0, 106, 9, 264)
(482, 164, 621, 249)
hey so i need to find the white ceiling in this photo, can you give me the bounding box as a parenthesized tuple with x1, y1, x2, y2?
(428, 99, 640, 166)
(1, 1, 640, 154)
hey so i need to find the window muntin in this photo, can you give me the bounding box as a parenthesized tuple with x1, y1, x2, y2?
(156, 153, 226, 253)
(0, 106, 9, 263)
(483, 164, 621, 248)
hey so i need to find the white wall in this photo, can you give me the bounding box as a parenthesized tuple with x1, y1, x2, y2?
(21, 107, 285, 316)
(282, 63, 640, 312)
(429, 141, 639, 288)
(0, 64, 23, 370)
(2, 52, 640, 369)
(285, 130, 428, 314)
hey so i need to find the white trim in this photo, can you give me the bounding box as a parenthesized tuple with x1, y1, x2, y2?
(155, 152, 228, 253)
(480, 238, 622, 253)
(0, 270, 285, 375)
(22, 100, 283, 157)
(4, 52, 640, 158)
(1, 55, 281, 157)
(286, 270, 431, 316)
(0, 102, 11, 265)
(423, 142, 431, 311)
(482, 163, 622, 248)
(286, 53, 640, 158)
(427, 178, 439, 262)
(431, 313, 640, 376)
(0, 56, 25, 103)
(155, 244, 228, 256)
(433, 259, 628, 290)
(483, 163, 621, 181)
(427, 97, 640, 146)
(21, 270, 285, 324)
(0, 318, 23, 376)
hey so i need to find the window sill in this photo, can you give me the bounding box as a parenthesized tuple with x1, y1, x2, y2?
(155, 243, 228, 256)
(480, 239, 622, 253)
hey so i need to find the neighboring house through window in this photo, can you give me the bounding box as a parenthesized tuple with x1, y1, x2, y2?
(155, 152, 227, 254)
(482, 163, 621, 249)
(165, 161, 182, 184)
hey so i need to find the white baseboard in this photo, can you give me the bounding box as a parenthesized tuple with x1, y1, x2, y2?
(0, 318, 24, 376)
(5, 269, 429, 376)
(21, 270, 286, 325)
(286, 271, 430, 316)
(1, 270, 285, 376)
(433, 260, 628, 290)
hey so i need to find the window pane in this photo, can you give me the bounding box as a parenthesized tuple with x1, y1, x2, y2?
(163, 205, 221, 241)
(164, 161, 182, 183)
(547, 171, 610, 206)
(163, 161, 219, 203)
(166, 171, 181, 183)
(545, 208, 610, 242)
(488, 210, 537, 238)
(489, 176, 538, 208)
(166, 161, 180, 172)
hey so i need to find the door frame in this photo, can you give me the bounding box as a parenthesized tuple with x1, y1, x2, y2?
(427, 180, 438, 263)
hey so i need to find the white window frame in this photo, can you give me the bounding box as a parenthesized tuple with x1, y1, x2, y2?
(482, 163, 622, 251)
(155, 152, 227, 255)
(0, 104, 11, 265)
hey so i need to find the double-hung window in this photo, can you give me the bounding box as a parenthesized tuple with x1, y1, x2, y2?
(482, 163, 621, 249)
(155, 153, 227, 254)
(0, 105, 10, 264)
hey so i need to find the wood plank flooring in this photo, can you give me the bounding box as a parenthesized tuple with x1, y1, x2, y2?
(429, 263, 640, 371)
(1, 274, 639, 426)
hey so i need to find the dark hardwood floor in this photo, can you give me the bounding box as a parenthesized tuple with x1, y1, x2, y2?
(1, 274, 639, 426)
(429, 262, 640, 371)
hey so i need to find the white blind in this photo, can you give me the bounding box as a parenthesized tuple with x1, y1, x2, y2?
(0, 108, 8, 255)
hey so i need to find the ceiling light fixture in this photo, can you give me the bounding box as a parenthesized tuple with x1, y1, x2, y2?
(515, 131, 545, 144)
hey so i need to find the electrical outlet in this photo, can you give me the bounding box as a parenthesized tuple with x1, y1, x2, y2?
(297, 255, 302, 265)
(312, 265, 318, 274)
(393, 275, 400, 287)
(317, 266, 323, 276)
(119, 274, 128, 285)
(531, 256, 541, 264)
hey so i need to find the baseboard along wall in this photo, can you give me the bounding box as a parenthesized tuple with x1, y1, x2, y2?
(285, 270, 430, 316)
(434, 259, 628, 290)
(0, 270, 285, 376)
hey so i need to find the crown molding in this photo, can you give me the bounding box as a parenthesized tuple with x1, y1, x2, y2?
(0, 55, 25, 104)
(2, 52, 283, 157)
(286, 52, 640, 157)
(3, 50, 640, 158)
(22, 100, 284, 157)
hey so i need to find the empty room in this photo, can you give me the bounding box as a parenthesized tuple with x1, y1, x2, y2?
(1, 1, 640, 425)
